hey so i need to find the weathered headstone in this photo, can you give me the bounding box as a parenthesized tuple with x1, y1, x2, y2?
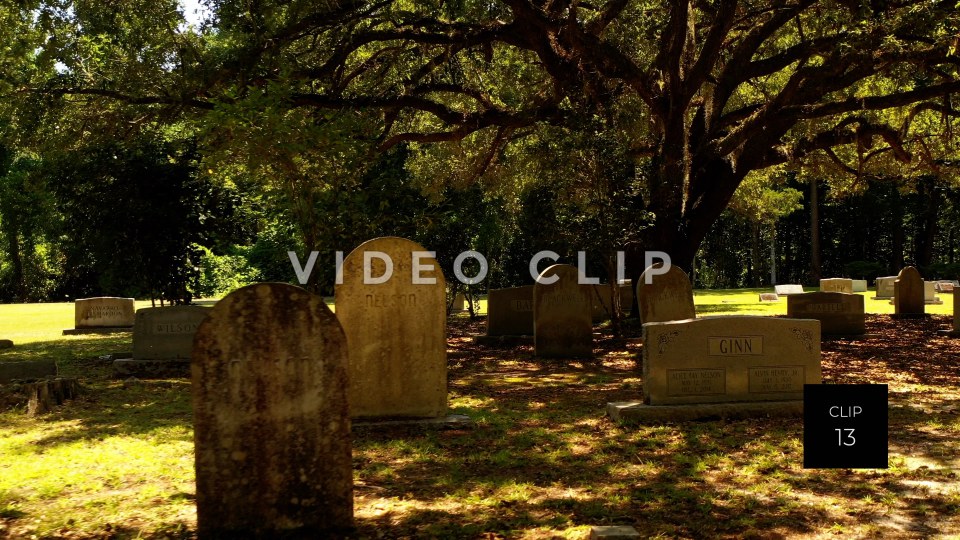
(759, 293, 780, 302)
(0, 339, 12, 349)
(533, 264, 593, 358)
(192, 283, 352, 538)
(486, 286, 534, 336)
(851, 279, 868, 293)
(819, 278, 853, 294)
(636, 264, 696, 323)
(452, 292, 467, 312)
(336, 237, 446, 418)
(923, 281, 942, 304)
(939, 291, 960, 338)
(893, 266, 925, 317)
(873, 276, 898, 299)
(787, 292, 865, 335)
(114, 306, 211, 378)
(775, 284, 804, 296)
(0, 360, 57, 383)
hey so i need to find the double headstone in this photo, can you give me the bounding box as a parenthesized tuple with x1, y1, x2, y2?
(636, 264, 696, 323)
(533, 264, 593, 358)
(639, 317, 821, 406)
(820, 278, 853, 294)
(893, 266, 926, 317)
(486, 286, 534, 336)
(114, 306, 210, 378)
(787, 292, 865, 335)
(64, 297, 135, 335)
(192, 283, 352, 538)
(336, 237, 447, 418)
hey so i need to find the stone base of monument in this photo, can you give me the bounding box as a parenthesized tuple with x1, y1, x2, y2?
(112, 358, 191, 378)
(474, 334, 534, 347)
(352, 414, 473, 429)
(63, 327, 133, 335)
(607, 400, 804, 424)
(937, 329, 960, 338)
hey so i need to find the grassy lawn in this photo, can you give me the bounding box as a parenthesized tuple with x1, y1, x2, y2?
(0, 290, 958, 538)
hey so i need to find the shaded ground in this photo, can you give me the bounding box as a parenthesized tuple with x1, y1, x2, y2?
(1, 314, 959, 538)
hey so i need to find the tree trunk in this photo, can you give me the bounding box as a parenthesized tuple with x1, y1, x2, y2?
(810, 178, 821, 283)
(915, 176, 939, 268)
(25, 378, 80, 416)
(891, 183, 905, 271)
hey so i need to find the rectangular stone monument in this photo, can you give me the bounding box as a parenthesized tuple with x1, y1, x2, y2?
(113, 306, 211, 378)
(63, 297, 135, 335)
(851, 279, 868, 293)
(608, 316, 821, 422)
(873, 276, 897, 299)
(893, 266, 926, 317)
(939, 292, 960, 337)
(534, 264, 593, 358)
(759, 293, 779, 302)
(819, 278, 853, 294)
(787, 292, 865, 335)
(192, 283, 353, 537)
(935, 280, 957, 293)
(774, 284, 804, 295)
(486, 286, 534, 336)
(337, 237, 447, 419)
(924, 281, 943, 304)
(452, 292, 467, 312)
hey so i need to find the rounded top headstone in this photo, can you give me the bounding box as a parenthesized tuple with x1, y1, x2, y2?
(636, 263, 696, 324)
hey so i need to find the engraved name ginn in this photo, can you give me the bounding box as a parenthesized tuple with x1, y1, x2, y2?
(708, 336, 763, 356)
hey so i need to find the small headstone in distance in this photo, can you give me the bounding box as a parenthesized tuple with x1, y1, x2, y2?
(759, 293, 780, 302)
(775, 284, 804, 296)
(0, 339, 12, 349)
(590, 525, 641, 539)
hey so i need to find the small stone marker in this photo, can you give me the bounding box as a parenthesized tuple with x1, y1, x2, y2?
(533, 264, 593, 358)
(114, 305, 211, 378)
(851, 279, 868, 293)
(893, 266, 926, 317)
(775, 284, 805, 296)
(938, 291, 960, 337)
(452, 292, 467, 312)
(935, 280, 957, 293)
(590, 525, 641, 539)
(486, 285, 534, 336)
(0, 339, 12, 349)
(787, 292, 865, 335)
(192, 283, 352, 538)
(820, 278, 853, 294)
(0, 360, 58, 383)
(337, 237, 447, 418)
(636, 264, 696, 323)
(923, 281, 942, 304)
(75, 297, 135, 327)
(759, 293, 780, 302)
(873, 276, 897, 299)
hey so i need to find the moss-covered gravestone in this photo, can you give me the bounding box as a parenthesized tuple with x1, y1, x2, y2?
(191, 283, 352, 538)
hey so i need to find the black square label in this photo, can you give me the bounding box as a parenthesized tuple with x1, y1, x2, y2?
(804, 384, 888, 468)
